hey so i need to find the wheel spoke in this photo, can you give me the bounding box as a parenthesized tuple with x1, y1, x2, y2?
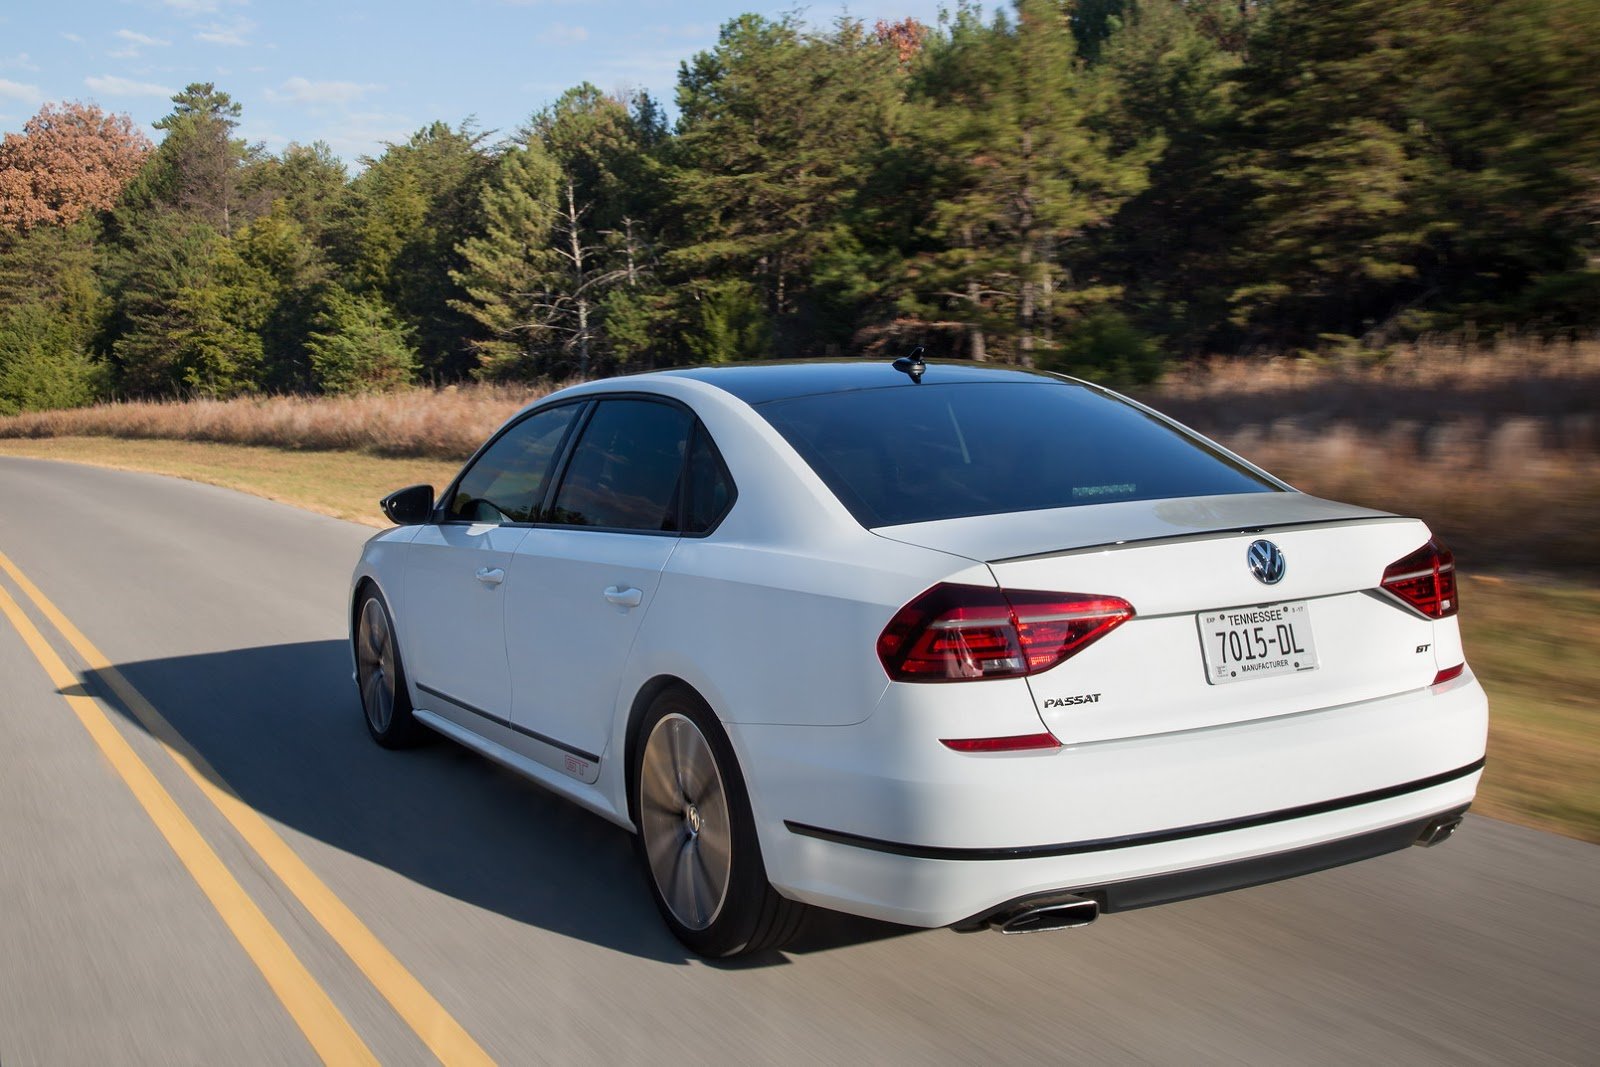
(670, 836, 702, 926)
(690, 841, 722, 923)
(644, 812, 685, 874)
(695, 813, 731, 879)
(640, 735, 681, 811)
(668, 719, 691, 800)
(362, 666, 391, 731)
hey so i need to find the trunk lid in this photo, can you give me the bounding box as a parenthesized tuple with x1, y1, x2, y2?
(875, 493, 1447, 744)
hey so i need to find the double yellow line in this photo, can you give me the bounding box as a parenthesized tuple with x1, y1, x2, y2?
(0, 549, 495, 1066)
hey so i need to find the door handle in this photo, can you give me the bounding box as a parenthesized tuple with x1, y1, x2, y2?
(603, 585, 643, 608)
(475, 567, 505, 586)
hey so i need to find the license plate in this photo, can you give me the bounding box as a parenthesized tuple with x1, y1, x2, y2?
(1198, 601, 1320, 685)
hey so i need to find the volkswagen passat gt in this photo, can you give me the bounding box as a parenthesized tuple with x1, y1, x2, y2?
(349, 361, 1487, 957)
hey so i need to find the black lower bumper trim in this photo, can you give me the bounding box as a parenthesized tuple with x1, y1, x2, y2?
(784, 757, 1485, 861)
(961, 805, 1470, 928)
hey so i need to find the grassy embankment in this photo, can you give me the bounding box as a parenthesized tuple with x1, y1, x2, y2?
(0, 340, 1595, 842)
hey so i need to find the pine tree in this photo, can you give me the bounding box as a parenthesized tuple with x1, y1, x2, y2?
(108, 216, 263, 397)
(232, 201, 329, 390)
(449, 142, 563, 379)
(340, 122, 492, 378)
(0, 301, 106, 414)
(526, 85, 661, 375)
(669, 14, 906, 355)
(903, 0, 1153, 364)
(1089, 0, 1244, 352)
(306, 287, 417, 394)
(1224, 0, 1448, 344)
(135, 83, 251, 234)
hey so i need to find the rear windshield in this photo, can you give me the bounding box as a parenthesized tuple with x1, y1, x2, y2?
(757, 381, 1278, 527)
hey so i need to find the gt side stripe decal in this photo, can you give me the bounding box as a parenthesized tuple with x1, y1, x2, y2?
(785, 757, 1487, 861)
(415, 681, 603, 763)
(0, 577, 378, 1066)
(0, 549, 497, 1067)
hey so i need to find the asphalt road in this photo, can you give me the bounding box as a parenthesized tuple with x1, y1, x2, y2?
(0, 455, 1596, 1066)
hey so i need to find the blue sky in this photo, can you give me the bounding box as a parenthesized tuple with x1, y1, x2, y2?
(0, 0, 953, 165)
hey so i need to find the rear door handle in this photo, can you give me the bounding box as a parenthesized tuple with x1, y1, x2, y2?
(476, 567, 505, 586)
(603, 585, 643, 608)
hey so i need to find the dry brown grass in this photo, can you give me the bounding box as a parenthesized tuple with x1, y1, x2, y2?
(0, 382, 572, 461)
(1137, 338, 1600, 573)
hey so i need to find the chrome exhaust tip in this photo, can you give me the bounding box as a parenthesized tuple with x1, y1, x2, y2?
(990, 896, 1099, 934)
(1414, 813, 1464, 847)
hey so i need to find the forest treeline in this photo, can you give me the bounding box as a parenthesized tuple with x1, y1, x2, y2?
(1, 0, 1596, 414)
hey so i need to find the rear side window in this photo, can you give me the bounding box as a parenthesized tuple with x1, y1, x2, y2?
(683, 426, 735, 534)
(758, 382, 1277, 527)
(446, 403, 580, 524)
(548, 399, 694, 531)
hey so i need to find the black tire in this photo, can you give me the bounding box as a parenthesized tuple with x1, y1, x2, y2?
(630, 687, 808, 957)
(354, 587, 427, 749)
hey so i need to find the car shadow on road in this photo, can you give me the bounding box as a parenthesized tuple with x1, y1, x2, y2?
(89, 639, 915, 966)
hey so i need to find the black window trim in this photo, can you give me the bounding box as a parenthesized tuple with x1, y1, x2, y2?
(434, 390, 738, 538)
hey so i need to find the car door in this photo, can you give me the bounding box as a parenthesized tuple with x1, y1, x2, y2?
(506, 397, 708, 772)
(404, 402, 583, 725)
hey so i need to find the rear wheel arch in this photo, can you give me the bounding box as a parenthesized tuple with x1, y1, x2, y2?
(623, 675, 704, 823)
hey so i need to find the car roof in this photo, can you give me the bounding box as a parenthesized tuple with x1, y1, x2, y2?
(654, 360, 1062, 405)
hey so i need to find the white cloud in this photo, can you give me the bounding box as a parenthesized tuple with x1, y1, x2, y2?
(318, 111, 419, 165)
(61, 33, 83, 44)
(267, 77, 380, 106)
(539, 23, 589, 45)
(163, 0, 220, 13)
(0, 78, 43, 103)
(116, 30, 173, 48)
(1, 52, 41, 72)
(649, 23, 716, 40)
(84, 74, 174, 98)
(195, 18, 255, 46)
(597, 46, 692, 87)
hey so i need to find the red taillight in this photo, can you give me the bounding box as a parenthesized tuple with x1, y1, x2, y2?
(877, 583, 1135, 682)
(1381, 540, 1458, 619)
(1432, 664, 1465, 686)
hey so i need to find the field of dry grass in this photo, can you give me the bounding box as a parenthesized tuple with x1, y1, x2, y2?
(0, 381, 568, 460)
(1138, 338, 1600, 574)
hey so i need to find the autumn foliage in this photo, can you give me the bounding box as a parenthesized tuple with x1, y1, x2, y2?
(0, 102, 151, 232)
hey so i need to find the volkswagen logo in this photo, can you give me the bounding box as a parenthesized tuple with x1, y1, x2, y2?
(1247, 539, 1287, 585)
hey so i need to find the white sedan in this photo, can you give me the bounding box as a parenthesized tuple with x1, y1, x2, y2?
(349, 360, 1487, 957)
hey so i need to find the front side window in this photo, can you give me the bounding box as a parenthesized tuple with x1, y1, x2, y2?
(548, 399, 694, 531)
(446, 404, 581, 524)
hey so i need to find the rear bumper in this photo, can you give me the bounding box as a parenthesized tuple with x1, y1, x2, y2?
(958, 803, 1470, 928)
(727, 671, 1488, 928)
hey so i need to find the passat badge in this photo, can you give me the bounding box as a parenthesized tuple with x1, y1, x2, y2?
(1247, 539, 1287, 585)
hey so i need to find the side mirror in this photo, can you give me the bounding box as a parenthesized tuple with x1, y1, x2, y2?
(380, 484, 435, 526)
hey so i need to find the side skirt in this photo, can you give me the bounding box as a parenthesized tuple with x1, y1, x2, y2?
(411, 707, 628, 829)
